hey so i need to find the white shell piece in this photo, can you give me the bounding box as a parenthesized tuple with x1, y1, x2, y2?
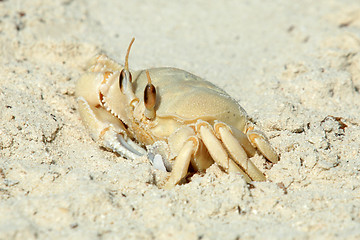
(152, 154, 167, 172)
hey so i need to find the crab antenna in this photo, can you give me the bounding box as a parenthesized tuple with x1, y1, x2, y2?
(146, 70, 152, 84)
(125, 37, 135, 70)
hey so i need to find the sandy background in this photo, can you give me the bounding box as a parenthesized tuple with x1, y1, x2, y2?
(1, 0, 360, 239)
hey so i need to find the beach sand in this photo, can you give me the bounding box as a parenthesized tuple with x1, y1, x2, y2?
(0, 0, 359, 239)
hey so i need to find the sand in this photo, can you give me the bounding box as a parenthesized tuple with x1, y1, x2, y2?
(0, 0, 359, 239)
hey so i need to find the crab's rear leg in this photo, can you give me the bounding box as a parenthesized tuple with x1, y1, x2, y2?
(214, 122, 266, 181)
(229, 127, 256, 157)
(77, 97, 146, 159)
(246, 127, 279, 163)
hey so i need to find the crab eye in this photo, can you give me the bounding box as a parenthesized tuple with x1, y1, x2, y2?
(119, 70, 125, 90)
(119, 69, 132, 91)
(144, 82, 156, 109)
(144, 70, 156, 119)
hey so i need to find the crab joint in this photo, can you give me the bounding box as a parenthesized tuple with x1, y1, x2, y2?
(144, 70, 156, 119)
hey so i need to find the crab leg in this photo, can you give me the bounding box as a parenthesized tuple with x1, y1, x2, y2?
(123, 136, 147, 155)
(246, 128, 278, 163)
(214, 122, 266, 181)
(196, 121, 255, 182)
(228, 160, 251, 183)
(191, 140, 214, 172)
(163, 137, 199, 189)
(229, 126, 256, 157)
(77, 97, 145, 159)
(196, 121, 230, 171)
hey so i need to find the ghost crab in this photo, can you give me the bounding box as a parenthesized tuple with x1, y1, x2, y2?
(76, 38, 278, 188)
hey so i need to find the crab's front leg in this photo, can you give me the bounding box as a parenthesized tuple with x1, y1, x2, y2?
(77, 96, 146, 159)
(76, 69, 145, 159)
(76, 38, 147, 159)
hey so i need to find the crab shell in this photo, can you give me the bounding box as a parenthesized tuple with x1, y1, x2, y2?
(76, 54, 278, 188)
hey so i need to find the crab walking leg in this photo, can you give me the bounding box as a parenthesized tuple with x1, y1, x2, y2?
(215, 123, 266, 181)
(247, 128, 279, 163)
(168, 126, 213, 172)
(164, 137, 199, 189)
(197, 121, 253, 180)
(228, 159, 252, 183)
(191, 140, 214, 172)
(196, 121, 230, 171)
(229, 126, 256, 157)
(77, 97, 145, 159)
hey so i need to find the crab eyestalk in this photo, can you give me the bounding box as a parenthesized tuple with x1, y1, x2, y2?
(144, 70, 156, 120)
(119, 37, 139, 107)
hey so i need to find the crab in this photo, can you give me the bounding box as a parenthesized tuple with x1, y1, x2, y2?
(75, 38, 278, 188)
